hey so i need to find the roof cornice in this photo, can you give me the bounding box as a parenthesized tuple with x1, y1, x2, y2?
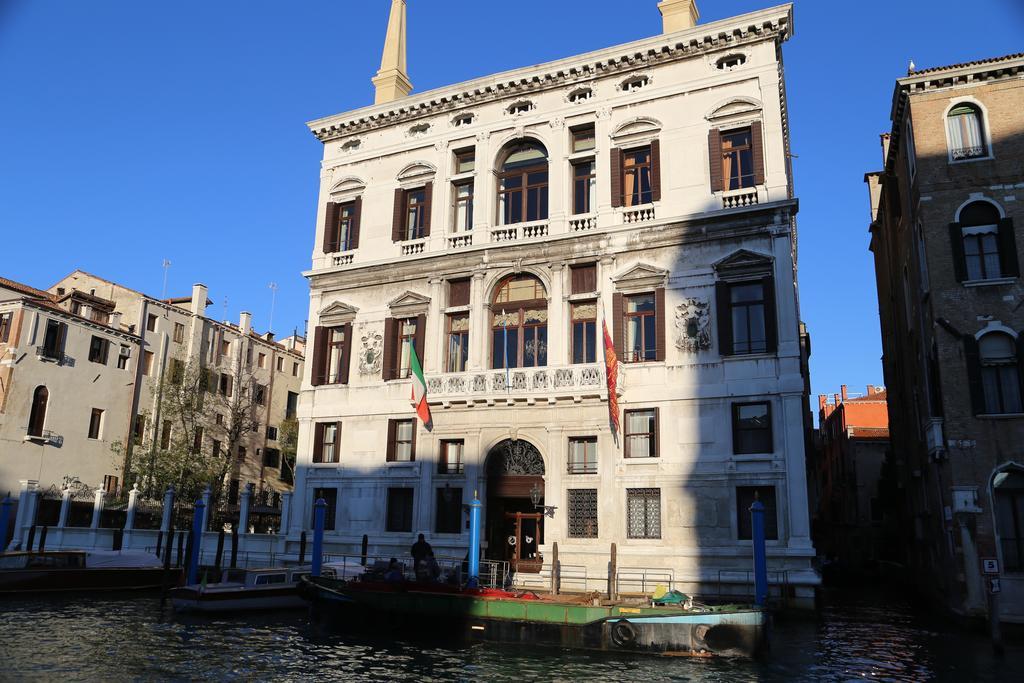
(307, 4, 793, 143)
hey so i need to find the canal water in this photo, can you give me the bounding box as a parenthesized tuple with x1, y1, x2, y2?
(2, 587, 1023, 681)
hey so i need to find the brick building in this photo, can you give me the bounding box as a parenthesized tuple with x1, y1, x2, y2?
(867, 53, 1024, 622)
(811, 385, 891, 575)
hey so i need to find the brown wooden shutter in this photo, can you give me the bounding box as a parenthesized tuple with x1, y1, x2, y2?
(963, 335, 985, 415)
(449, 279, 470, 307)
(310, 326, 326, 386)
(751, 121, 766, 186)
(571, 264, 597, 294)
(763, 277, 778, 353)
(610, 147, 624, 208)
(313, 423, 325, 463)
(422, 182, 433, 237)
(650, 140, 662, 202)
(335, 422, 343, 462)
(716, 282, 733, 356)
(949, 223, 967, 282)
(382, 318, 397, 381)
(998, 218, 1019, 278)
(612, 292, 624, 360)
(392, 188, 405, 242)
(340, 323, 353, 385)
(653, 407, 661, 458)
(323, 202, 339, 253)
(414, 313, 426, 369)
(350, 196, 362, 250)
(410, 421, 418, 462)
(655, 287, 666, 362)
(386, 419, 397, 461)
(708, 128, 724, 192)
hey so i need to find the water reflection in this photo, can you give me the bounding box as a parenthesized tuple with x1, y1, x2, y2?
(2, 587, 1023, 681)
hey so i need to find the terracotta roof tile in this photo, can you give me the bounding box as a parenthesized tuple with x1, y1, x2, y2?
(0, 275, 56, 301)
(909, 52, 1024, 76)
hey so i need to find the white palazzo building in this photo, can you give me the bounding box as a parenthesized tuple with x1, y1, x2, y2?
(287, 0, 817, 605)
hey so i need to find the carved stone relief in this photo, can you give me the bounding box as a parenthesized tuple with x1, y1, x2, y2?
(359, 328, 384, 375)
(675, 298, 711, 352)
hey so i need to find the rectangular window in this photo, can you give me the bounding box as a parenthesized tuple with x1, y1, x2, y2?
(228, 479, 240, 506)
(571, 124, 596, 153)
(396, 318, 417, 379)
(567, 488, 598, 538)
(88, 408, 103, 440)
(116, 345, 130, 370)
(440, 440, 465, 474)
(452, 181, 474, 232)
(963, 227, 1002, 281)
(435, 487, 463, 534)
(622, 146, 653, 206)
(254, 383, 266, 406)
(728, 281, 768, 355)
(388, 419, 416, 462)
(404, 188, 428, 241)
(722, 127, 755, 190)
(219, 373, 233, 397)
(42, 319, 63, 359)
(88, 336, 109, 364)
(258, 352, 266, 369)
(455, 148, 475, 174)
(626, 488, 661, 539)
(212, 440, 221, 458)
(173, 322, 185, 343)
(160, 420, 171, 450)
(572, 160, 597, 215)
(292, 362, 299, 377)
(568, 437, 598, 474)
(263, 447, 281, 468)
(146, 314, 157, 332)
(326, 326, 348, 384)
(624, 408, 658, 458)
(267, 426, 279, 441)
(237, 446, 247, 462)
(446, 314, 469, 373)
(102, 475, 118, 495)
(286, 391, 299, 420)
(313, 488, 338, 531)
(571, 302, 597, 364)
(313, 422, 339, 464)
(133, 415, 146, 445)
(733, 402, 773, 454)
(0, 312, 12, 343)
(386, 488, 415, 532)
(276, 356, 284, 372)
(329, 201, 358, 252)
(736, 486, 779, 540)
(624, 293, 657, 363)
(142, 351, 154, 376)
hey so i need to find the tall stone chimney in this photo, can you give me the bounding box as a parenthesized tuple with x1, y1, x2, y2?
(239, 311, 252, 336)
(372, 0, 413, 104)
(191, 283, 208, 317)
(658, 0, 699, 33)
(841, 385, 849, 402)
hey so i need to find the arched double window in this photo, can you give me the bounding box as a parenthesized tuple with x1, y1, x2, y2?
(947, 103, 987, 160)
(28, 386, 48, 437)
(497, 141, 548, 226)
(969, 332, 1023, 415)
(952, 201, 1018, 283)
(491, 275, 547, 369)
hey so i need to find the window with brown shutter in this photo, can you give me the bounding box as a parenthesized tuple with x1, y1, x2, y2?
(413, 313, 426, 370)
(340, 323, 353, 384)
(382, 318, 397, 380)
(650, 139, 662, 202)
(392, 188, 405, 242)
(612, 292, 624, 360)
(313, 422, 324, 463)
(655, 287, 666, 362)
(350, 196, 362, 249)
(449, 279, 471, 307)
(394, 186, 431, 241)
(570, 264, 597, 294)
(708, 128, 724, 192)
(622, 146, 653, 207)
(610, 147, 624, 208)
(750, 121, 766, 186)
(322, 203, 340, 254)
(422, 182, 433, 238)
(311, 326, 326, 386)
(386, 419, 416, 462)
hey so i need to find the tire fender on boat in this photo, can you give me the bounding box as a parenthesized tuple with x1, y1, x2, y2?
(610, 619, 638, 648)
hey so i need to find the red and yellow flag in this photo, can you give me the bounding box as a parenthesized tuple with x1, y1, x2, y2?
(602, 318, 620, 435)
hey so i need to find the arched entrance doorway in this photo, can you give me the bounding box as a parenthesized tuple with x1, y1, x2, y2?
(486, 439, 545, 573)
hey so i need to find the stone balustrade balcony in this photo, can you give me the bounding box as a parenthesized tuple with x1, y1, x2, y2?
(425, 363, 609, 406)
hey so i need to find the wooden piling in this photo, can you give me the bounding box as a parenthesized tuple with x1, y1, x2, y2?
(214, 529, 225, 578)
(26, 525, 36, 552)
(156, 530, 164, 556)
(361, 534, 369, 566)
(608, 542, 617, 601)
(230, 524, 239, 568)
(299, 531, 307, 564)
(183, 529, 194, 579)
(38, 526, 48, 553)
(176, 530, 185, 567)
(160, 524, 175, 608)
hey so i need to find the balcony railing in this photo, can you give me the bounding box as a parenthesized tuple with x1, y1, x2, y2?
(951, 145, 985, 161)
(567, 460, 598, 475)
(569, 214, 597, 232)
(622, 205, 656, 224)
(425, 363, 605, 401)
(332, 251, 355, 267)
(491, 220, 549, 243)
(722, 188, 759, 209)
(447, 233, 473, 249)
(401, 239, 426, 256)
(35, 346, 72, 366)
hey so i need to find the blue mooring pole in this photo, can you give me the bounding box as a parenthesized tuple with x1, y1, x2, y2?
(467, 492, 482, 588)
(187, 497, 205, 585)
(751, 499, 768, 607)
(0, 494, 12, 549)
(311, 498, 326, 577)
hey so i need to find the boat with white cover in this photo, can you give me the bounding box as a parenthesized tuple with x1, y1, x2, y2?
(0, 550, 169, 593)
(170, 566, 311, 613)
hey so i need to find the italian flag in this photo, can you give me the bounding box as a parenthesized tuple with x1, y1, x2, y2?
(409, 345, 431, 426)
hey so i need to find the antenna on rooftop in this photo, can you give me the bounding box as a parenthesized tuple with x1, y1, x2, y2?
(161, 259, 172, 299)
(223, 296, 229, 322)
(268, 282, 278, 334)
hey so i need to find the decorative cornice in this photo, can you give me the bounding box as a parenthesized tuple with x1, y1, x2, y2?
(306, 4, 793, 143)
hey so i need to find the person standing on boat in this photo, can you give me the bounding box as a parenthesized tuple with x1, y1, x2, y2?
(411, 533, 432, 579)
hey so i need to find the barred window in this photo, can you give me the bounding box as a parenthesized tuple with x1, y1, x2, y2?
(626, 488, 661, 539)
(567, 489, 598, 538)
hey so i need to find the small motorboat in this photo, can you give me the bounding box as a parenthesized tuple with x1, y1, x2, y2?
(0, 550, 170, 593)
(169, 566, 311, 613)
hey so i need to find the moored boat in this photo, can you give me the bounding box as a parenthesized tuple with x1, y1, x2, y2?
(0, 550, 171, 593)
(170, 566, 311, 613)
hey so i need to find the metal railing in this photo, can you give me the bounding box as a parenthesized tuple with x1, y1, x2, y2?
(321, 552, 510, 590)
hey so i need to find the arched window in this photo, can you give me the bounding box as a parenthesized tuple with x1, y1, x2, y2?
(958, 201, 1003, 281)
(947, 103, 987, 160)
(28, 386, 48, 437)
(497, 141, 548, 226)
(491, 275, 547, 369)
(979, 333, 1022, 415)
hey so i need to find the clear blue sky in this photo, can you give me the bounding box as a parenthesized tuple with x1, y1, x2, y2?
(1, 0, 1022, 404)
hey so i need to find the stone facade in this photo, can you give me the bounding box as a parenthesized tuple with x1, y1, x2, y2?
(867, 53, 1024, 622)
(289, 2, 817, 604)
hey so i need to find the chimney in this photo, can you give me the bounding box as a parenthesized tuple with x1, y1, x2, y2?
(240, 311, 252, 336)
(866, 384, 875, 396)
(841, 385, 849, 402)
(372, 0, 413, 104)
(833, 393, 841, 408)
(658, 0, 699, 33)
(191, 283, 208, 317)
(818, 394, 827, 411)
(110, 312, 122, 330)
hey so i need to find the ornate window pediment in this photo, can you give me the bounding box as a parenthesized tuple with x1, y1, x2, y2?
(389, 291, 431, 317)
(329, 176, 366, 197)
(610, 117, 662, 146)
(612, 263, 668, 291)
(714, 249, 773, 280)
(707, 98, 763, 124)
(397, 162, 437, 183)
(319, 301, 358, 326)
